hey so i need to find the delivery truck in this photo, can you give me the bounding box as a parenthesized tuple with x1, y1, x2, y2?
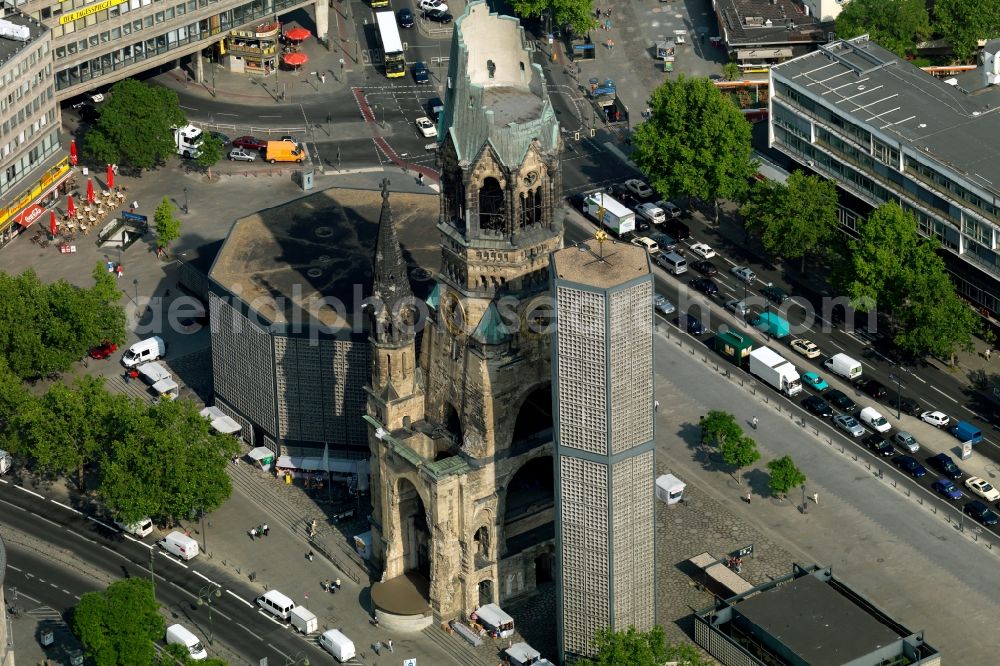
(290, 606, 318, 634)
(714, 330, 753, 368)
(823, 353, 862, 381)
(749, 346, 802, 397)
(950, 420, 983, 445)
(173, 124, 203, 158)
(583, 193, 635, 235)
(753, 312, 790, 339)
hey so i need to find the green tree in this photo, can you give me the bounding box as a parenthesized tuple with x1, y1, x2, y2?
(700, 410, 743, 447)
(154, 196, 182, 251)
(510, 0, 596, 36)
(766, 455, 806, 499)
(578, 626, 711, 666)
(720, 435, 761, 485)
(741, 171, 839, 271)
(934, 0, 1000, 63)
(195, 132, 224, 179)
(722, 62, 740, 81)
(83, 78, 186, 171)
(72, 578, 163, 666)
(0, 358, 30, 438)
(633, 76, 756, 223)
(834, 0, 930, 57)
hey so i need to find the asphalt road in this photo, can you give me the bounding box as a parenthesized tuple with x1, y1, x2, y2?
(0, 485, 338, 665)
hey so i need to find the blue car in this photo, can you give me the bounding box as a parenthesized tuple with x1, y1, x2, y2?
(398, 7, 414, 27)
(412, 61, 429, 84)
(892, 455, 927, 478)
(676, 314, 706, 336)
(932, 478, 963, 500)
(801, 371, 828, 392)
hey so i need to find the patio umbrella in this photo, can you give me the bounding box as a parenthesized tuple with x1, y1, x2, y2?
(283, 52, 309, 68)
(50, 211, 58, 237)
(69, 139, 78, 166)
(284, 26, 311, 41)
(86, 177, 95, 204)
(106, 163, 114, 189)
(67, 195, 76, 218)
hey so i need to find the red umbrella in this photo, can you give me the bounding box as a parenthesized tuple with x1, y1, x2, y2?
(284, 27, 311, 41)
(86, 178, 95, 204)
(69, 139, 78, 166)
(50, 211, 58, 237)
(67, 195, 76, 218)
(106, 163, 114, 189)
(283, 52, 309, 67)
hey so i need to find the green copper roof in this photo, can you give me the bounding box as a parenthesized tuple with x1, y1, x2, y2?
(473, 301, 512, 344)
(425, 283, 440, 310)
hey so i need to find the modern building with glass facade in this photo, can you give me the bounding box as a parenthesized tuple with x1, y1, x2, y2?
(769, 35, 1000, 318)
(551, 238, 656, 662)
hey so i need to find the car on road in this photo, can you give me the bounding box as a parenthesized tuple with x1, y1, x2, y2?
(860, 379, 888, 400)
(920, 410, 950, 428)
(725, 299, 750, 318)
(833, 414, 865, 438)
(608, 183, 638, 206)
(927, 453, 962, 480)
(415, 116, 437, 138)
(633, 217, 651, 232)
(730, 266, 756, 284)
(418, 0, 447, 11)
(424, 8, 453, 23)
(898, 396, 921, 416)
(624, 178, 653, 198)
(209, 131, 231, 146)
(688, 277, 719, 297)
(654, 294, 676, 316)
(761, 285, 790, 304)
(931, 478, 964, 500)
(825, 389, 856, 412)
(88, 91, 105, 103)
(427, 96, 445, 121)
(864, 434, 895, 457)
(790, 338, 821, 359)
(892, 455, 927, 477)
(89, 340, 118, 360)
(802, 395, 833, 418)
(655, 200, 682, 219)
(963, 500, 1000, 526)
(662, 218, 690, 241)
(636, 203, 665, 224)
(278, 135, 297, 143)
(228, 147, 257, 162)
(801, 371, 829, 392)
(677, 314, 706, 335)
(398, 6, 414, 27)
(689, 242, 716, 259)
(649, 233, 677, 252)
(893, 431, 920, 453)
(233, 135, 268, 152)
(691, 260, 717, 276)
(860, 406, 891, 433)
(964, 476, 1000, 503)
(412, 61, 429, 83)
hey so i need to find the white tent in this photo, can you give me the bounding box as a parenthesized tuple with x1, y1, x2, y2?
(655, 473, 686, 504)
(473, 603, 515, 637)
(247, 446, 275, 470)
(199, 406, 242, 436)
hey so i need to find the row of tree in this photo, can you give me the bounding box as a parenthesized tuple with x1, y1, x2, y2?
(836, 0, 1000, 62)
(631, 76, 983, 363)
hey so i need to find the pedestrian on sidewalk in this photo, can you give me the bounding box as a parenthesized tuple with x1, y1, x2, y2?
(418, 172, 424, 186)
(335, 578, 341, 591)
(654, 400, 660, 412)
(307, 550, 314, 561)
(745, 492, 752, 504)
(985, 348, 992, 361)
(131, 200, 139, 211)
(812, 492, 819, 505)
(263, 523, 269, 536)
(248, 527, 257, 540)
(387, 639, 393, 652)
(320, 72, 326, 84)
(595, 7, 600, 19)
(606, 39, 614, 50)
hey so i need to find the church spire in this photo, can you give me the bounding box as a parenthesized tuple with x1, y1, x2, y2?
(371, 179, 415, 346)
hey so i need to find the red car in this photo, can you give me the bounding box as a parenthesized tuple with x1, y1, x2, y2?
(232, 135, 267, 152)
(89, 340, 118, 359)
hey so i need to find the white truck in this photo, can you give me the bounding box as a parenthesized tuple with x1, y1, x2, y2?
(823, 353, 862, 381)
(583, 192, 635, 236)
(749, 347, 802, 397)
(173, 124, 203, 158)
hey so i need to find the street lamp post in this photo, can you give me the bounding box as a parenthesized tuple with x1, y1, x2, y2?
(183, 187, 189, 215)
(889, 370, 903, 419)
(133, 278, 138, 306)
(197, 585, 223, 644)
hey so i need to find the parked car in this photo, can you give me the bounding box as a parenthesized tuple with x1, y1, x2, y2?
(656, 200, 682, 219)
(418, 0, 447, 11)
(802, 395, 833, 418)
(649, 233, 677, 252)
(860, 379, 888, 400)
(426, 96, 445, 121)
(677, 314, 706, 335)
(689, 242, 716, 259)
(921, 410, 950, 428)
(893, 431, 920, 453)
(927, 453, 962, 480)
(801, 371, 829, 392)
(654, 294, 676, 316)
(891, 455, 927, 477)
(636, 203, 665, 224)
(624, 178, 653, 198)
(412, 61, 429, 84)
(790, 338, 821, 359)
(932, 478, 964, 500)
(424, 8, 453, 23)
(864, 434, 895, 457)
(730, 266, 756, 284)
(761, 285, 790, 304)
(965, 476, 1000, 503)
(88, 340, 118, 360)
(209, 131, 231, 146)
(398, 6, 414, 27)
(825, 389, 855, 412)
(898, 396, 921, 416)
(963, 500, 1000, 526)
(228, 147, 257, 162)
(692, 260, 717, 276)
(233, 135, 268, 152)
(415, 116, 437, 138)
(633, 217, 651, 232)
(688, 277, 719, 296)
(662, 218, 690, 241)
(725, 299, 750, 318)
(833, 414, 865, 438)
(609, 183, 638, 206)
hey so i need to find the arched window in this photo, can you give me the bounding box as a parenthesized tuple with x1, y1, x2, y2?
(479, 177, 505, 234)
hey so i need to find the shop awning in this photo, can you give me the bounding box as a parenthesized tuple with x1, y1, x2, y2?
(736, 47, 792, 60)
(474, 603, 514, 629)
(248, 446, 274, 463)
(200, 406, 242, 435)
(276, 455, 364, 474)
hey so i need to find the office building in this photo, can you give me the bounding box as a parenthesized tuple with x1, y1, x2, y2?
(551, 237, 656, 661)
(769, 36, 1000, 317)
(713, 0, 831, 71)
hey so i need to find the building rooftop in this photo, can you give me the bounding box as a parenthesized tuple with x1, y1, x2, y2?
(716, 0, 827, 47)
(773, 36, 1000, 197)
(734, 573, 901, 666)
(0, 12, 46, 66)
(210, 187, 440, 329)
(552, 239, 650, 289)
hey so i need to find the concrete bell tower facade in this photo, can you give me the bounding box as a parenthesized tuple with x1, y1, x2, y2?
(367, 1, 564, 624)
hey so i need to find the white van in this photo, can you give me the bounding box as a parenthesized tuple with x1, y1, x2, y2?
(122, 336, 166, 367)
(629, 235, 660, 255)
(158, 531, 199, 560)
(823, 353, 862, 381)
(115, 516, 154, 538)
(656, 251, 687, 275)
(256, 589, 295, 621)
(165, 623, 207, 661)
(319, 629, 356, 662)
(859, 406, 891, 433)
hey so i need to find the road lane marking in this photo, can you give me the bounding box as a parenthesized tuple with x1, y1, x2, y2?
(158, 553, 188, 569)
(86, 516, 117, 531)
(910, 374, 927, 384)
(226, 590, 254, 608)
(237, 622, 263, 639)
(10, 589, 41, 603)
(193, 569, 216, 585)
(267, 642, 290, 658)
(259, 611, 284, 626)
(14, 486, 43, 499)
(50, 500, 81, 514)
(931, 385, 959, 404)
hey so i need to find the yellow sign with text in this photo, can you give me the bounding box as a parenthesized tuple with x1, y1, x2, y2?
(60, 0, 127, 24)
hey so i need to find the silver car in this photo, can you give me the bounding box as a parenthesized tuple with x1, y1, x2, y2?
(228, 147, 257, 162)
(654, 294, 676, 316)
(894, 431, 920, 453)
(833, 414, 865, 438)
(730, 265, 757, 284)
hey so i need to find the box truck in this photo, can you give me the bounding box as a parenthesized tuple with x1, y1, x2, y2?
(290, 606, 317, 634)
(950, 420, 983, 444)
(583, 193, 635, 235)
(749, 347, 802, 397)
(753, 312, 790, 339)
(714, 330, 753, 367)
(823, 353, 862, 381)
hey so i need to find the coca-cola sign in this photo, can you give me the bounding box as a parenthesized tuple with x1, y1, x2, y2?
(17, 204, 44, 227)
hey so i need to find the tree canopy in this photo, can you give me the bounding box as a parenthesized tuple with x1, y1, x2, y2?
(700, 410, 743, 447)
(154, 196, 182, 250)
(719, 434, 761, 485)
(633, 76, 756, 222)
(767, 455, 806, 498)
(510, 0, 596, 36)
(0, 263, 125, 380)
(834, 0, 930, 57)
(578, 626, 712, 666)
(83, 78, 186, 171)
(73, 578, 163, 666)
(934, 0, 1000, 63)
(195, 133, 224, 178)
